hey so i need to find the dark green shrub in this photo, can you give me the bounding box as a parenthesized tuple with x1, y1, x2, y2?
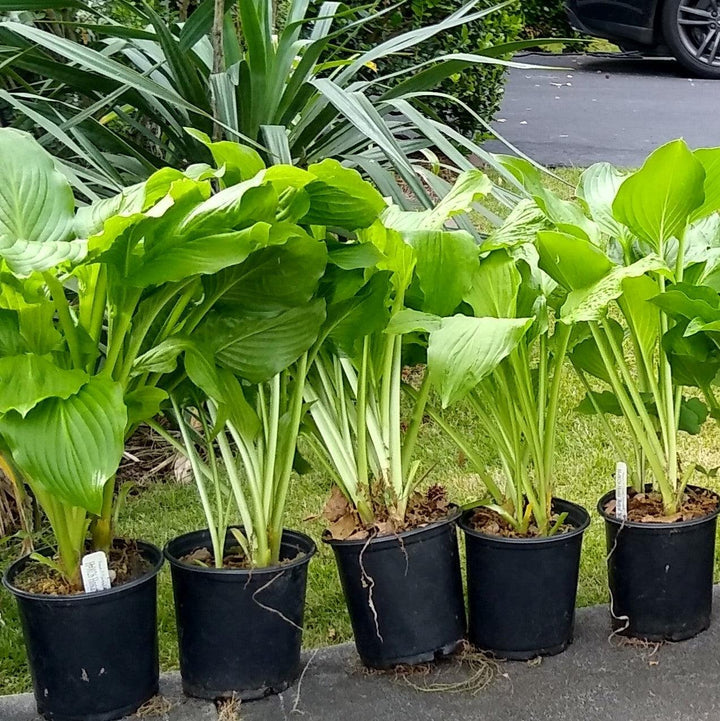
(519, 0, 585, 49)
(352, 0, 524, 139)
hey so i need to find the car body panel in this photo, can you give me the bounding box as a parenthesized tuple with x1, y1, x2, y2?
(566, 0, 662, 46)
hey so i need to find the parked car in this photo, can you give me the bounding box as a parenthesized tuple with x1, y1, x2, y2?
(566, 0, 720, 78)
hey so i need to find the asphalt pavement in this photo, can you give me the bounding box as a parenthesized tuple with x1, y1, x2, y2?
(483, 53, 720, 167)
(5, 590, 720, 720)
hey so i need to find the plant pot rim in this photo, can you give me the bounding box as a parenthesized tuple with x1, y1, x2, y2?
(164, 527, 316, 576)
(597, 484, 720, 529)
(322, 505, 461, 547)
(458, 497, 591, 545)
(2, 539, 163, 604)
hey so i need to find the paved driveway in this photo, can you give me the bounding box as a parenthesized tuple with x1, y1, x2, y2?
(482, 53, 720, 167)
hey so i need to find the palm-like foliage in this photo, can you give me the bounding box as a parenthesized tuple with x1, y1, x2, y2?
(0, 0, 544, 208)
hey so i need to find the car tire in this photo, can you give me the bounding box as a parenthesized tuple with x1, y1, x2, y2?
(662, 0, 720, 78)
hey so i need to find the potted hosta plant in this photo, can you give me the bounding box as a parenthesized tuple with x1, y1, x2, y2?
(303, 172, 492, 667)
(515, 141, 720, 641)
(0, 131, 342, 719)
(149, 153, 398, 698)
(401, 243, 590, 659)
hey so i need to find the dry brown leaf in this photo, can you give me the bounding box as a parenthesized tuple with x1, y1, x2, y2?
(323, 486, 351, 522)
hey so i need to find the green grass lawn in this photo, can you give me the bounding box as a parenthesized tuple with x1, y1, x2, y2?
(4, 166, 718, 695)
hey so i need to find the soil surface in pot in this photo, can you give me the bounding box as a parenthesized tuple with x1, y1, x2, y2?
(468, 506, 574, 539)
(322, 484, 453, 541)
(178, 546, 302, 569)
(13, 539, 151, 596)
(604, 487, 719, 523)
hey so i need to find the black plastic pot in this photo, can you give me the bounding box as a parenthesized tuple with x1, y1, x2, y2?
(459, 498, 590, 660)
(598, 486, 720, 641)
(325, 509, 465, 669)
(2, 541, 163, 721)
(164, 528, 315, 701)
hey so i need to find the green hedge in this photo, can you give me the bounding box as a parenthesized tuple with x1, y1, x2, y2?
(352, 0, 524, 140)
(520, 0, 578, 40)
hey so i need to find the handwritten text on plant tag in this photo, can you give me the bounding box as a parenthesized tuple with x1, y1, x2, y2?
(615, 462, 628, 520)
(81, 551, 112, 593)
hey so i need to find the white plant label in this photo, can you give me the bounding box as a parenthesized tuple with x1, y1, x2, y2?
(81, 551, 112, 593)
(615, 462, 628, 520)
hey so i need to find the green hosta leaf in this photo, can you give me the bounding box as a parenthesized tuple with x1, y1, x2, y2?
(125, 387, 168, 427)
(209, 234, 327, 313)
(0, 377, 126, 514)
(202, 300, 326, 383)
(693, 148, 720, 222)
(427, 315, 534, 407)
(0, 309, 24, 356)
(577, 389, 708, 435)
(74, 182, 146, 239)
(618, 275, 661, 368)
(561, 255, 670, 323)
(649, 282, 720, 323)
(360, 222, 416, 296)
(325, 272, 391, 355)
(569, 319, 625, 383)
(129, 223, 272, 287)
(0, 354, 88, 416)
(536, 230, 614, 292)
(464, 249, 521, 318)
(662, 323, 720, 388)
(405, 229, 478, 316)
(0, 128, 85, 275)
(184, 130, 265, 186)
(612, 140, 705, 248)
(327, 242, 384, 270)
(386, 309, 443, 335)
(577, 163, 630, 238)
(132, 337, 192, 376)
(303, 159, 386, 230)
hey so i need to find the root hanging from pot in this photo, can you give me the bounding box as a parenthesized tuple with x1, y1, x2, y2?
(358, 533, 383, 643)
(290, 648, 319, 714)
(250, 571, 303, 630)
(135, 695, 175, 719)
(215, 694, 241, 721)
(606, 518, 630, 640)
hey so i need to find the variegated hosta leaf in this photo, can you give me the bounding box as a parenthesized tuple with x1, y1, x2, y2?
(0, 377, 127, 514)
(0, 128, 85, 275)
(561, 254, 670, 323)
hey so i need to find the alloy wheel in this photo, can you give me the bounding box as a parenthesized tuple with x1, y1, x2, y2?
(677, 0, 720, 68)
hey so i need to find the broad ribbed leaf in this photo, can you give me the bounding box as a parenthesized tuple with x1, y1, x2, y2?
(536, 230, 614, 292)
(129, 223, 271, 287)
(202, 299, 326, 383)
(303, 159, 385, 230)
(613, 140, 705, 248)
(464, 250, 521, 318)
(0, 129, 85, 275)
(693, 148, 720, 222)
(0, 354, 88, 417)
(0, 377, 126, 514)
(428, 315, 534, 407)
(209, 234, 327, 313)
(405, 229, 478, 316)
(577, 163, 629, 238)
